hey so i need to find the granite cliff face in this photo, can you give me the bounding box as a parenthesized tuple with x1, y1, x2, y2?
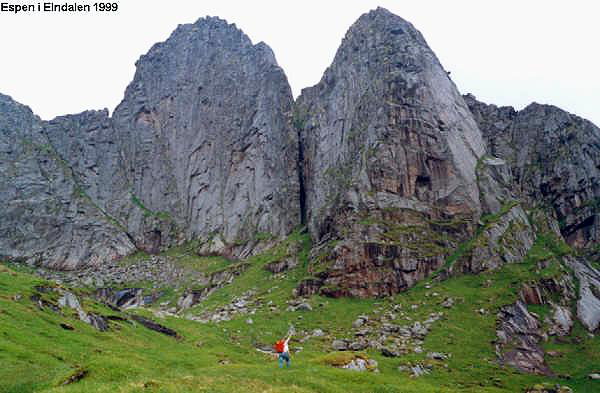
(0, 17, 299, 269)
(295, 8, 487, 297)
(111, 18, 300, 252)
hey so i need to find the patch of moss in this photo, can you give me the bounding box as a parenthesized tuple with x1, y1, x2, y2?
(317, 351, 369, 367)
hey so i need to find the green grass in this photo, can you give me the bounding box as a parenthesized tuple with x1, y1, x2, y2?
(1, 226, 598, 392)
(165, 251, 233, 276)
(130, 194, 172, 221)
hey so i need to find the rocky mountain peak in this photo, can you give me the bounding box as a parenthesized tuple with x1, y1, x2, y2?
(348, 6, 424, 42)
(295, 7, 487, 297)
(3, 11, 600, 388)
(1, 14, 299, 269)
(109, 11, 300, 258)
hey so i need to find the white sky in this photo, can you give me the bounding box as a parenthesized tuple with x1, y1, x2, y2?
(0, 0, 598, 126)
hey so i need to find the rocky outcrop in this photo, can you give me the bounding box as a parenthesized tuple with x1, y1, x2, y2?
(94, 288, 161, 310)
(496, 271, 581, 375)
(130, 315, 181, 339)
(444, 155, 536, 274)
(518, 273, 576, 337)
(176, 262, 249, 310)
(264, 255, 298, 273)
(518, 275, 575, 308)
(30, 286, 110, 331)
(465, 94, 600, 250)
(495, 301, 552, 376)
(295, 7, 485, 297)
(467, 204, 534, 272)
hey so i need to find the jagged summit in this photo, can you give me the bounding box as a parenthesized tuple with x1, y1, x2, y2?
(357, 6, 413, 26)
(137, 15, 280, 70)
(350, 6, 424, 41)
(465, 93, 600, 131)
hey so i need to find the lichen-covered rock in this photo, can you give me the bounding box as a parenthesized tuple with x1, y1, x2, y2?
(57, 289, 108, 331)
(455, 204, 535, 274)
(331, 339, 349, 351)
(451, 156, 535, 273)
(296, 8, 485, 297)
(518, 274, 575, 307)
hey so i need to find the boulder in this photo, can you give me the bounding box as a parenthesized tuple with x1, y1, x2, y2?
(381, 347, 401, 358)
(341, 357, 378, 372)
(332, 339, 349, 351)
(427, 352, 449, 360)
(352, 315, 368, 328)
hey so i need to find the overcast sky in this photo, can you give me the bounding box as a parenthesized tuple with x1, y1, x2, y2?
(0, 0, 598, 125)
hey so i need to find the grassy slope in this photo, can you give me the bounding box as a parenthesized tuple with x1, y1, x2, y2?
(1, 232, 599, 393)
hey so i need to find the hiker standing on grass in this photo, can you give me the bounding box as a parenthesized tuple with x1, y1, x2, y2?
(275, 333, 292, 368)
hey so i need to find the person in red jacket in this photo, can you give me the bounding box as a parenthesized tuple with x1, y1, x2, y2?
(275, 333, 292, 368)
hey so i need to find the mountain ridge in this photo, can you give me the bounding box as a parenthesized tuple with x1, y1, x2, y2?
(0, 6, 598, 309)
(1, 7, 600, 391)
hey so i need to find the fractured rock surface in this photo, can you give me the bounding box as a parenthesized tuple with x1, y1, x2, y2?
(0, 94, 135, 269)
(112, 17, 300, 249)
